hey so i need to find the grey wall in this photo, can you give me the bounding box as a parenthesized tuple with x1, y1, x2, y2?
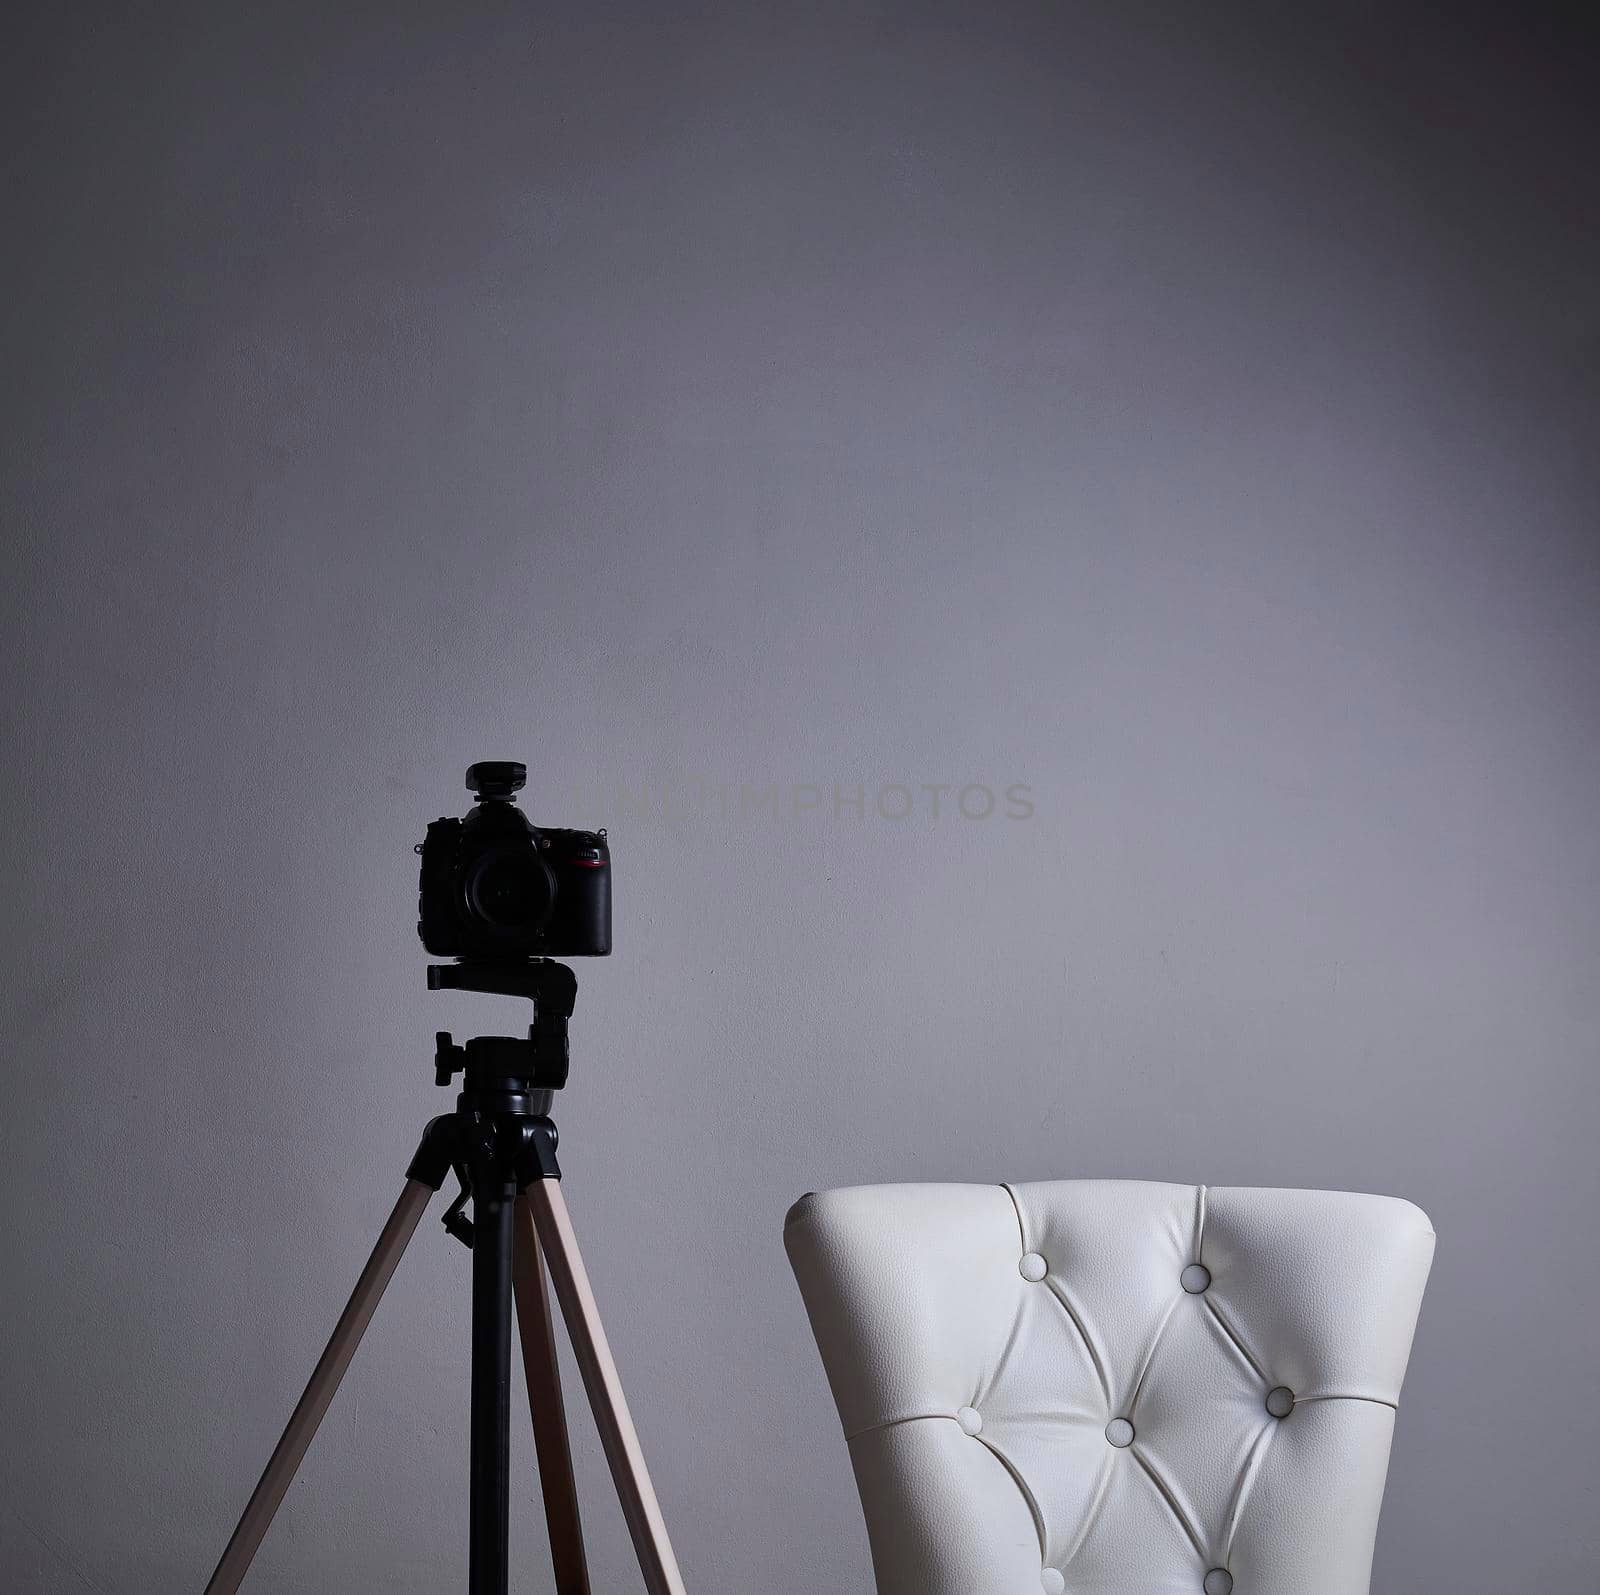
(3, 3, 1596, 1591)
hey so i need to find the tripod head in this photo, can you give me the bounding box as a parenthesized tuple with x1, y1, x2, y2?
(417, 958, 579, 1247)
(427, 958, 578, 1095)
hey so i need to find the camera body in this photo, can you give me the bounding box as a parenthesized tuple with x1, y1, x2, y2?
(417, 762, 611, 960)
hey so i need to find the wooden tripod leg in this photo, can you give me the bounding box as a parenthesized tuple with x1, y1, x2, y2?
(204, 1179, 434, 1595)
(525, 1178, 688, 1595)
(512, 1196, 591, 1595)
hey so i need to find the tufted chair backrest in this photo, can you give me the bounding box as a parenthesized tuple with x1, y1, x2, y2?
(785, 1181, 1434, 1595)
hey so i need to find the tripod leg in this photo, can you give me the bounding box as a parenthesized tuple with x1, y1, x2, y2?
(204, 1179, 434, 1595)
(513, 1197, 591, 1595)
(525, 1178, 688, 1595)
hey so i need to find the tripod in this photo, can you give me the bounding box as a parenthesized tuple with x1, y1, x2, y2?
(204, 960, 686, 1595)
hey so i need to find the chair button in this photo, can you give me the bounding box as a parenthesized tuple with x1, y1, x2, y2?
(1266, 1386, 1295, 1418)
(1104, 1417, 1134, 1447)
(1041, 1571, 1065, 1594)
(957, 1406, 983, 1435)
(1204, 1571, 1233, 1595)
(1020, 1252, 1048, 1281)
(1180, 1263, 1211, 1294)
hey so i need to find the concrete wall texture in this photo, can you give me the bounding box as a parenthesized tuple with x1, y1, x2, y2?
(3, 3, 1596, 1591)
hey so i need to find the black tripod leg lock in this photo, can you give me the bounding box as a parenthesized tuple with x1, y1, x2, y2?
(515, 1119, 561, 1186)
(406, 1115, 461, 1190)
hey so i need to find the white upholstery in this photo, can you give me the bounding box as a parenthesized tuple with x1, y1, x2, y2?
(785, 1181, 1434, 1595)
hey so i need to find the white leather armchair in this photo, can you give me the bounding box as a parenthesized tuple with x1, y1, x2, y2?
(785, 1181, 1433, 1595)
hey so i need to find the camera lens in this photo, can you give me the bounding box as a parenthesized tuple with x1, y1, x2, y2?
(464, 845, 554, 935)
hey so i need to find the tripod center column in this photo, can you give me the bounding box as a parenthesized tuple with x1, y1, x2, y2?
(468, 1130, 519, 1595)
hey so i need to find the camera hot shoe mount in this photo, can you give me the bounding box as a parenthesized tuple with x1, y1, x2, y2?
(203, 958, 687, 1595)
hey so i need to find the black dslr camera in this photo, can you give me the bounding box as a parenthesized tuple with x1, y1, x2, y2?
(417, 762, 611, 959)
